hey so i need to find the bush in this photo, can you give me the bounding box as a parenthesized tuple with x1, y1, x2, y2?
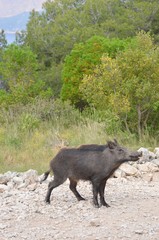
(83, 108, 122, 135)
(18, 113, 40, 132)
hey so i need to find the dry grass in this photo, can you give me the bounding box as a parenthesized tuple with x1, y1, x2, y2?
(0, 99, 158, 173)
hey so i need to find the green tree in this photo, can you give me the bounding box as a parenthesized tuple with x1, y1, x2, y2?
(61, 36, 134, 109)
(24, 0, 159, 99)
(0, 30, 7, 50)
(80, 32, 159, 137)
(0, 44, 52, 106)
(0, 44, 38, 88)
(81, 55, 129, 112)
(15, 30, 26, 46)
(117, 31, 159, 137)
(151, 8, 159, 42)
(0, 30, 7, 90)
(23, 0, 159, 100)
(25, 0, 159, 63)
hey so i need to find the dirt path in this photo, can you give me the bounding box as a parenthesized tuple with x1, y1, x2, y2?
(1, 177, 159, 240)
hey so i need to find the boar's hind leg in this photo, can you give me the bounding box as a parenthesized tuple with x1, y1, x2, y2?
(69, 178, 85, 201)
(45, 176, 66, 204)
(99, 179, 110, 207)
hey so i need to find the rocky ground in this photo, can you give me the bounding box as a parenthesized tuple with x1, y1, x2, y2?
(1, 147, 159, 240)
(0, 170, 159, 240)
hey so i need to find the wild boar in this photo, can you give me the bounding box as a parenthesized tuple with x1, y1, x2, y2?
(41, 140, 141, 207)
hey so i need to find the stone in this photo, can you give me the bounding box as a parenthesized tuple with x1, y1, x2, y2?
(138, 147, 156, 163)
(113, 169, 126, 178)
(152, 172, 159, 182)
(142, 173, 153, 182)
(12, 176, 23, 185)
(154, 147, 159, 158)
(17, 183, 27, 189)
(135, 229, 144, 235)
(0, 175, 9, 185)
(119, 163, 139, 176)
(148, 151, 156, 160)
(151, 159, 159, 167)
(90, 220, 100, 227)
(27, 183, 38, 191)
(145, 162, 159, 172)
(0, 184, 9, 192)
(5, 171, 17, 179)
(22, 169, 39, 186)
(137, 164, 149, 173)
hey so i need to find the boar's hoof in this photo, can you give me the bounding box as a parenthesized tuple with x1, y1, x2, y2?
(100, 200, 110, 207)
(104, 203, 110, 208)
(94, 203, 100, 208)
(45, 199, 50, 204)
(78, 197, 86, 201)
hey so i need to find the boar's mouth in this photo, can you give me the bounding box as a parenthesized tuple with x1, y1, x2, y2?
(129, 152, 142, 161)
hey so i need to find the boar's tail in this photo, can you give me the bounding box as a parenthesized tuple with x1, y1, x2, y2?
(40, 169, 51, 184)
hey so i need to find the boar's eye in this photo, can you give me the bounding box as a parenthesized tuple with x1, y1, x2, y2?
(119, 148, 124, 153)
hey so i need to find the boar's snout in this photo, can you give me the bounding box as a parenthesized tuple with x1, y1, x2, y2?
(129, 151, 142, 161)
(138, 151, 142, 157)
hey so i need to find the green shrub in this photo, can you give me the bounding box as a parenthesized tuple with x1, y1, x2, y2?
(18, 113, 40, 132)
(83, 108, 122, 135)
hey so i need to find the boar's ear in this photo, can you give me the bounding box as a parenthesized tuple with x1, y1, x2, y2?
(113, 139, 118, 145)
(107, 141, 115, 149)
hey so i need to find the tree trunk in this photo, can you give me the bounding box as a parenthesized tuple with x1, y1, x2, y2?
(124, 113, 131, 133)
(137, 105, 142, 140)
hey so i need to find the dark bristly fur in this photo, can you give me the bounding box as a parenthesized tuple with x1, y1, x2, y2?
(41, 139, 141, 207)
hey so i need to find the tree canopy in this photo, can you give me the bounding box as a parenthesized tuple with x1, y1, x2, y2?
(1, 0, 159, 138)
(61, 36, 134, 108)
(0, 45, 52, 106)
(80, 32, 159, 137)
(25, 0, 159, 65)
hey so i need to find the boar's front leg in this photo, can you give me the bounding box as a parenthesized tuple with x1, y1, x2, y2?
(99, 179, 110, 207)
(92, 179, 101, 208)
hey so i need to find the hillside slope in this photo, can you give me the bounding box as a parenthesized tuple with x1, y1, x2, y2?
(0, 12, 30, 31)
(0, 0, 44, 17)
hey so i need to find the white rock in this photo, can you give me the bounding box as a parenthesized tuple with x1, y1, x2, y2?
(137, 164, 149, 172)
(138, 147, 149, 156)
(119, 163, 139, 176)
(142, 173, 153, 182)
(151, 159, 159, 167)
(5, 171, 17, 179)
(17, 183, 27, 189)
(113, 169, 126, 178)
(154, 147, 159, 158)
(22, 169, 39, 186)
(7, 181, 14, 189)
(0, 223, 8, 229)
(27, 183, 38, 191)
(0, 174, 9, 184)
(149, 151, 156, 160)
(12, 176, 23, 185)
(0, 184, 9, 192)
(152, 172, 159, 181)
(138, 147, 156, 162)
(145, 162, 159, 172)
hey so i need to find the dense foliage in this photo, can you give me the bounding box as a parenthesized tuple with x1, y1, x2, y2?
(80, 32, 159, 137)
(0, 45, 52, 107)
(61, 36, 135, 108)
(24, 0, 159, 97)
(0, 0, 159, 141)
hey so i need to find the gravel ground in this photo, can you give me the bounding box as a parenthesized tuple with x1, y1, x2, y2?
(1, 177, 159, 240)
